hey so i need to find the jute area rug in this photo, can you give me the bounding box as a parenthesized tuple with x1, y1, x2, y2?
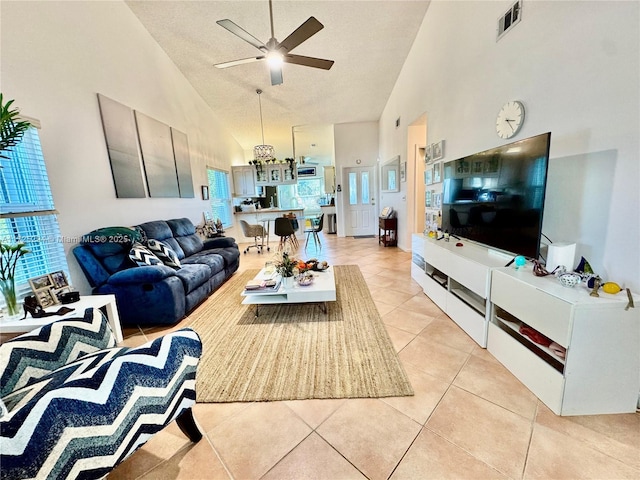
(189, 265, 414, 402)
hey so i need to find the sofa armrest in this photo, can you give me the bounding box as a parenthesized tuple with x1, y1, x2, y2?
(203, 236, 237, 249)
(0, 328, 202, 479)
(106, 264, 177, 285)
(0, 308, 115, 398)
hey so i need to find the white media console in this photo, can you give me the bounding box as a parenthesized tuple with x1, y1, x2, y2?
(411, 233, 640, 415)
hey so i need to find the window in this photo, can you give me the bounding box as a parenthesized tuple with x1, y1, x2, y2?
(207, 167, 232, 228)
(0, 122, 69, 299)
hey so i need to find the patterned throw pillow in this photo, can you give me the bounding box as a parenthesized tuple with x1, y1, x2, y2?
(147, 239, 181, 269)
(129, 242, 162, 267)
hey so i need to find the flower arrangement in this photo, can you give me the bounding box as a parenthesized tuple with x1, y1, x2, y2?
(0, 241, 30, 316)
(275, 252, 298, 278)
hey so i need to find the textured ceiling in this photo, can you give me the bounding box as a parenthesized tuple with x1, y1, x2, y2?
(126, 0, 430, 161)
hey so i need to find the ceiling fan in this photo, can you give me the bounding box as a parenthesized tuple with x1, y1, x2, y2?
(214, 0, 334, 86)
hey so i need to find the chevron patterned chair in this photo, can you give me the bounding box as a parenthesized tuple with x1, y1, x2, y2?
(0, 308, 203, 480)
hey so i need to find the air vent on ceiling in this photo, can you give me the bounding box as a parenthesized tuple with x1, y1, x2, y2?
(497, 0, 522, 41)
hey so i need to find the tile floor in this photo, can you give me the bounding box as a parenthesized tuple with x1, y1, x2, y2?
(109, 233, 640, 480)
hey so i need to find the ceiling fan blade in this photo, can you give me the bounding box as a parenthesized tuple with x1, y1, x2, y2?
(214, 56, 265, 68)
(270, 65, 283, 86)
(216, 19, 267, 51)
(279, 16, 324, 52)
(284, 54, 334, 70)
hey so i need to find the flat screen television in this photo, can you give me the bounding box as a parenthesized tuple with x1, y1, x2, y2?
(441, 132, 551, 259)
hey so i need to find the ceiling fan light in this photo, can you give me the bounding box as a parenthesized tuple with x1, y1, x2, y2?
(267, 51, 284, 68)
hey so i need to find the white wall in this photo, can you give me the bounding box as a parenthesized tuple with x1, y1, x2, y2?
(333, 121, 379, 237)
(380, 1, 640, 291)
(1, 1, 245, 294)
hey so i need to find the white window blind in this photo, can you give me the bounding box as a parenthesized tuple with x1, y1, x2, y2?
(0, 125, 69, 299)
(207, 167, 232, 228)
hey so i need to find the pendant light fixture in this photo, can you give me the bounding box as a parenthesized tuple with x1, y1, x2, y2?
(253, 89, 275, 162)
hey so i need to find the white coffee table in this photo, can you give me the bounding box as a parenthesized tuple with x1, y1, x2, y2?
(241, 266, 336, 316)
(0, 294, 123, 343)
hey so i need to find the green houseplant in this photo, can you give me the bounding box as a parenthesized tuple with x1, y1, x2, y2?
(0, 93, 31, 159)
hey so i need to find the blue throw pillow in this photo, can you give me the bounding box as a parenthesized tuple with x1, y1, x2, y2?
(129, 242, 162, 267)
(147, 239, 181, 269)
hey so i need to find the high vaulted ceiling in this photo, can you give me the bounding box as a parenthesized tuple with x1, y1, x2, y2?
(126, 1, 430, 162)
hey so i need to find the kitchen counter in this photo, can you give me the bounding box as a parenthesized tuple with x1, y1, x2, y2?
(234, 207, 304, 215)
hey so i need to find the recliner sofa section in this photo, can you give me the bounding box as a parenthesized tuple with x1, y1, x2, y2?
(73, 217, 240, 326)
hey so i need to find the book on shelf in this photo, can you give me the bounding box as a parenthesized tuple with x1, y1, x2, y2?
(243, 279, 280, 292)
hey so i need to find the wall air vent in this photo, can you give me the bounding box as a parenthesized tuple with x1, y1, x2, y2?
(497, 0, 522, 41)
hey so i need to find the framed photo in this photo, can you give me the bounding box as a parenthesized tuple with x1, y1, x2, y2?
(424, 167, 433, 185)
(50, 271, 69, 290)
(432, 162, 442, 183)
(424, 144, 433, 164)
(432, 140, 445, 161)
(297, 166, 316, 177)
(201, 185, 209, 200)
(472, 159, 484, 174)
(425, 190, 432, 208)
(400, 161, 407, 182)
(29, 274, 53, 292)
(36, 289, 57, 309)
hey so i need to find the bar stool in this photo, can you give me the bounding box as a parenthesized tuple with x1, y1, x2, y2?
(274, 217, 297, 252)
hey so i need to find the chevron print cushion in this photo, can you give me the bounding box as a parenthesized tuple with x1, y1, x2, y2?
(0, 328, 202, 480)
(147, 238, 182, 269)
(0, 308, 116, 398)
(129, 242, 163, 266)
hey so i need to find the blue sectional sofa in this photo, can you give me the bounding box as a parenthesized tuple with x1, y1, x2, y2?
(73, 217, 240, 326)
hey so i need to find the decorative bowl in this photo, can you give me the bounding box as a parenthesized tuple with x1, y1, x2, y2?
(558, 272, 581, 288)
(297, 275, 314, 287)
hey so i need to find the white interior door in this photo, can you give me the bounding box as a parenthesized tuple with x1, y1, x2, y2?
(343, 166, 377, 236)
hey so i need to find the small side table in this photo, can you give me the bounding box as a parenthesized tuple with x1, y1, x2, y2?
(0, 294, 123, 343)
(379, 217, 397, 247)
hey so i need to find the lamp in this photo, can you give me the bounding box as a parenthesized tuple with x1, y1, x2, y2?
(253, 89, 275, 162)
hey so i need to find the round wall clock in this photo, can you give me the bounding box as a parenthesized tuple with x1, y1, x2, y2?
(496, 100, 525, 139)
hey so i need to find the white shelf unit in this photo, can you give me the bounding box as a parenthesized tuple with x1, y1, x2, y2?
(488, 267, 640, 416)
(411, 234, 506, 347)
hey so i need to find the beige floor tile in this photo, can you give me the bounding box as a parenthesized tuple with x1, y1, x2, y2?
(535, 403, 640, 470)
(390, 428, 508, 480)
(453, 354, 538, 420)
(524, 423, 640, 479)
(398, 336, 469, 383)
(108, 421, 192, 479)
(470, 342, 501, 364)
(284, 398, 346, 429)
(374, 300, 396, 317)
(418, 316, 477, 354)
(426, 386, 532, 479)
(369, 286, 414, 307)
(316, 398, 421, 480)
(397, 294, 444, 317)
(382, 307, 434, 335)
(384, 324, 418, 352)
(382, 363, 450, 424)
(192, 401, 253, 434)
(208, 402, 312, 479)
(139, 438, 230, 480)
(262, 432, 366, 480)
